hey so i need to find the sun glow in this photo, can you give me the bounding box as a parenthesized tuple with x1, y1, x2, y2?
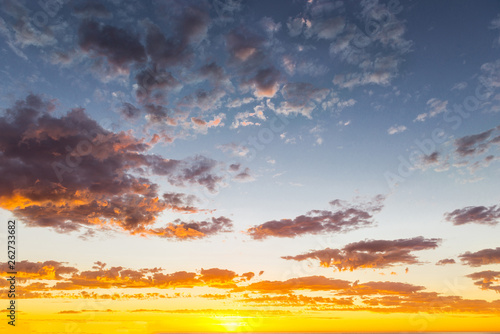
(213, 315, 250, 332)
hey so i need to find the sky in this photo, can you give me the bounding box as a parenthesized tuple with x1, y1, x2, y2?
(0, 0, 500, 333)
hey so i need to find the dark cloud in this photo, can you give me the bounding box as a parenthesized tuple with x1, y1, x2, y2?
(247, 195, 385, 239)
(283, 236, 440, 271)
(162, 192, 199, 213)
(118, 102, 142, 120)
(436, 258, 456, 266)
(0, 95, 226, 236)
(445, 205, 500, 226)
(135, 66, 181, 103)
(454, 127, 499, 157)
(163, 155, 225, 193)
(466, 270, 500, 293)
(142, 104, 177, 124)
(244, 67, 281, 98)
(198, 61, 227, 86)
(226, 27, 265, 62)
(144, 3, 210, 68)
(226, 27, 281, 97)
(178, 88, 227, 113)
(78, 20, 146, 73)
(459, 247, 500, 267)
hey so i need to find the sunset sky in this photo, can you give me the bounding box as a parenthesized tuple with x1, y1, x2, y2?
(1, 0, 500, 333)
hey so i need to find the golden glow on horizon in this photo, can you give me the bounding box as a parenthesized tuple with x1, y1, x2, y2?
(3, 307, 500, 334)
(213, 315, 251, 332)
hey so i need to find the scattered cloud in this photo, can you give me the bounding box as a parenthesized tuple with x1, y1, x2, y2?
(414, 98, 448, 122)
(387, 125, 407, 135)
(234, 276, 351, 294)
(247, 195, 385, 239)
(217, 143, 250, 157)
(144, 216, 233, 240)
(466, 270, 500, 293)
(436, 258, 456, 266)
(445, 204, 500, 226)
(459, 247, 500, 267)
(454, 126, 500, 157)
(283, 236, 441, 271)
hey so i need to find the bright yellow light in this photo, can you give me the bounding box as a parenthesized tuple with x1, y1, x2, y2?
(213, 315, 249, 332)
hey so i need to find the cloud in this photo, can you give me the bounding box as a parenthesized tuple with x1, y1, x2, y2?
(145, 216, 233, 240)
(283, 236, 441, 271)
(144, 3, 210, 67)
(217, 143, 250, 157)
(230, 106, 266, 129)
(226, 27, 282, 97)
(226, 97, 255, 108)
(466, 270, 500, 293)
(324, 0, 411, 89)
(234, 276, 351, 294)
(451, 82, 467, 91)
(459, 247, 500, 267)
(78, 20, 146, 76)
(233, 167, 254, 182)
(134, 67, 182, 104)
(454, 126, 500, 157)
(241, 293, 353, 307)
(445, 204, 500, 226)
(339, 281, 425, 296)
(421, 151, 440, 164)
(199, 268, 241, 288)
(387, 125, 407, 135)
(274, 83, 330, 118)
(406, 126, 500, 178)
(118, 102, 142, 120)
(332, 56, 401, 88)
(245, 67, 281, 98)
(0, 260, 254, 292)
(0, 261, 78, 281)
(247, 195, 385, 239)
(414, 98, 448, 122)
(0, 1, 60, 49)
(0, 95, 226, 237)
(305, 16, 346, 40)
(436, 258, 456, 266)
(190, 113, 226, 133)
